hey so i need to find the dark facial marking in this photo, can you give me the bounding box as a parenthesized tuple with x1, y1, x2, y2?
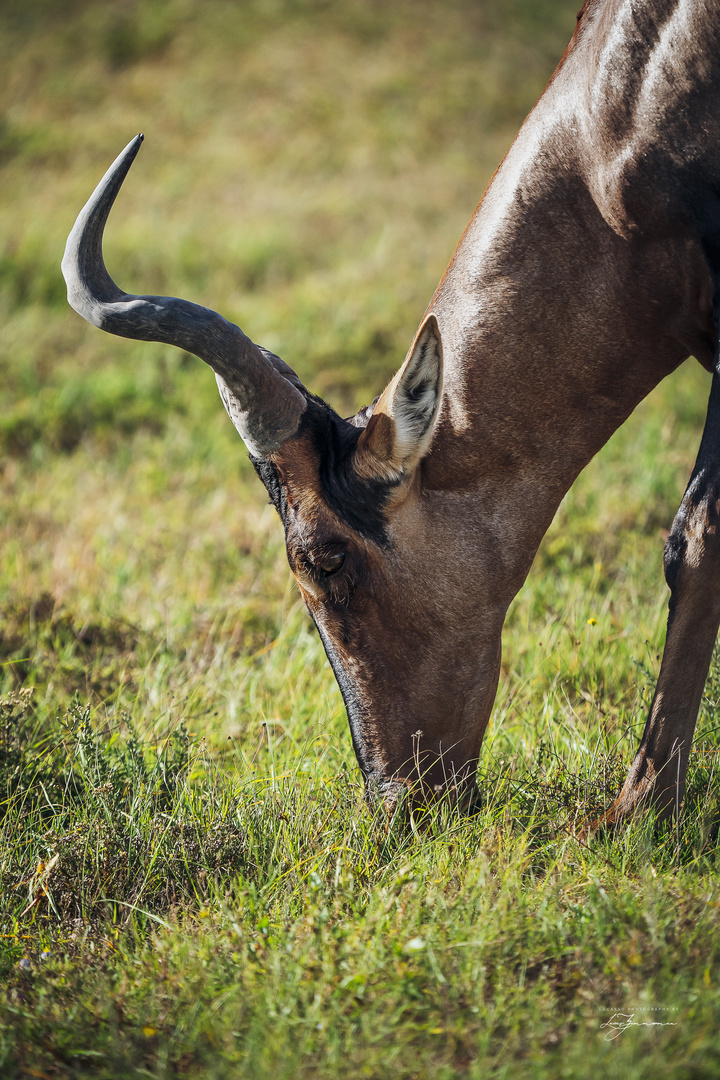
(250, 455, 287, 520)
(301, 399, 398, 546)
(312, 616, 373, 782)
(251, 396, 398, 545)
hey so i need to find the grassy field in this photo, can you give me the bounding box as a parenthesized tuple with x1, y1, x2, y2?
(3, 0, 720, 1076)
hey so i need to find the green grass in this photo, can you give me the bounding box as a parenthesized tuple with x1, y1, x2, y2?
(2, 0, 720, 1076)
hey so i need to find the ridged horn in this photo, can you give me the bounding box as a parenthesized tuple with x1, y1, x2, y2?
(61, 134, 308, 459)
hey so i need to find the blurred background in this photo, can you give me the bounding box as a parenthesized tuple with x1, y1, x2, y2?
(0, 0, 709, 759)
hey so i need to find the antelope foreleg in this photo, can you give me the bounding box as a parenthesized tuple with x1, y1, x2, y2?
(599, 369, 720, 828)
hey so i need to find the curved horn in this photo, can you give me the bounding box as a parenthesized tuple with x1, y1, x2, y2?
(61, 134, 308, 459)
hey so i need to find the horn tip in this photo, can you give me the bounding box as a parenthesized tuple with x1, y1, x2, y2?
(122, 133, 144, 164)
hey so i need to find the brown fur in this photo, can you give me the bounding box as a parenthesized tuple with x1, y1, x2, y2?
(264, 0, 720, 818)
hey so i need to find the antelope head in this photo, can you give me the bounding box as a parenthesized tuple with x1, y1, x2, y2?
(63, 137, 503, 810)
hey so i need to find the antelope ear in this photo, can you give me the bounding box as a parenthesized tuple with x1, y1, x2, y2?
(355, 313, 443, 482)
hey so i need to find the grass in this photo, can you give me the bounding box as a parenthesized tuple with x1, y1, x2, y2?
(2, 0, 720, 1076)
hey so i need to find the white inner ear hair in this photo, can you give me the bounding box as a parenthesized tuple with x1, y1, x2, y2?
(394, 334, 442, 449)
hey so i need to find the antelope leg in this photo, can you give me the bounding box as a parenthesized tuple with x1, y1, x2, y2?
(602, 362, 720, 826)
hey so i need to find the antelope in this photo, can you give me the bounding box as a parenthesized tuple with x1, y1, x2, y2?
(63, 0, 720, 827)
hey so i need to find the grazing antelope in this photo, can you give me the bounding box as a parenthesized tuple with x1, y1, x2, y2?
(63, 0, 720, 826)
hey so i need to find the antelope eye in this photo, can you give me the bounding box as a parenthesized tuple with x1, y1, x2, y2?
(316, 551, 346, 576)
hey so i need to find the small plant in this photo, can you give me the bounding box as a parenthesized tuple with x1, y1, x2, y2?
(0, 696, 247, 928)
